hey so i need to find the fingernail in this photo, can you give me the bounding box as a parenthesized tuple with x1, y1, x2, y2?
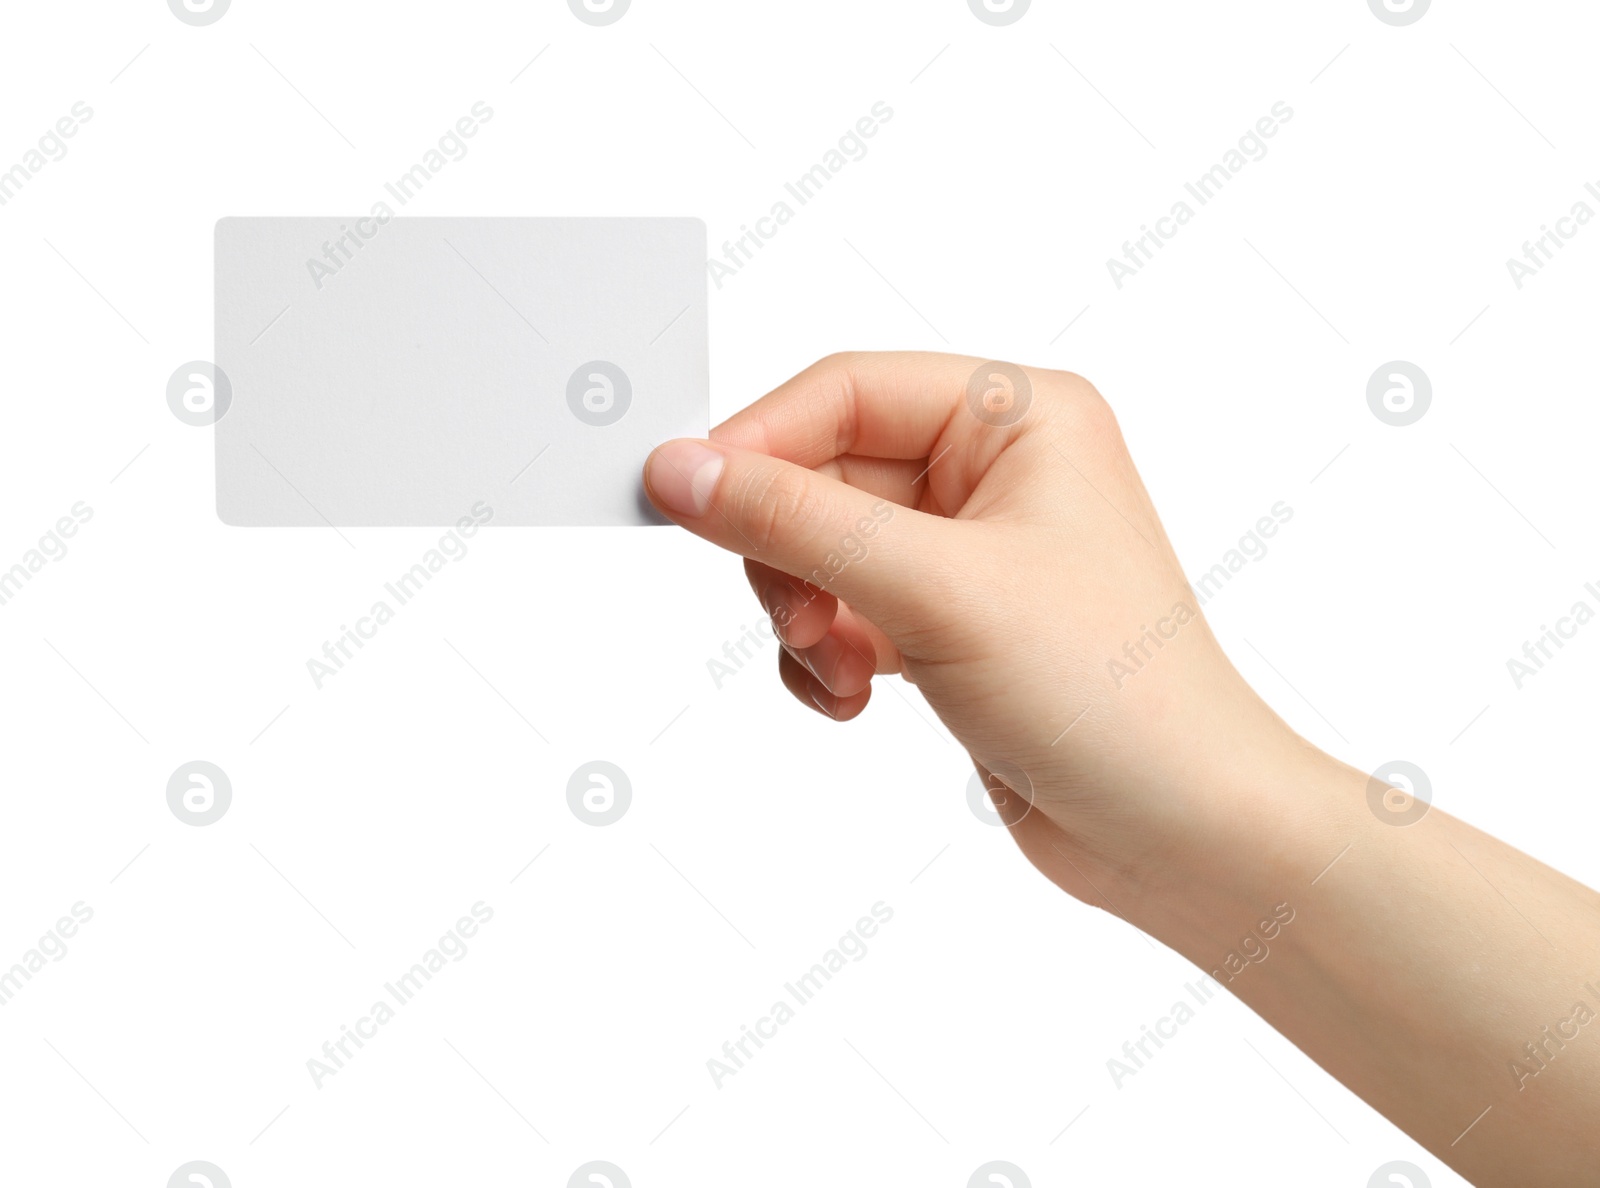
(647, 440, 724, 517)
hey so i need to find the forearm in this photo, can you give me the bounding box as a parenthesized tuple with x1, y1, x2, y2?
(1119, 749, 1600, 1185)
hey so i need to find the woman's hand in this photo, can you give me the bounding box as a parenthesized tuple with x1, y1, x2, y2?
(643, 351, 1308, 909)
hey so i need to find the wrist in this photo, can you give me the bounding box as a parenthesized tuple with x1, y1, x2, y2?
(1105, 735, 1353, 963)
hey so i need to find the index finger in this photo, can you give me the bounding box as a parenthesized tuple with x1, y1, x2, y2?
(710, 351, 984, 468)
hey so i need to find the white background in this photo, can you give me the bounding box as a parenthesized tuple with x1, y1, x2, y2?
(2, 1, 1596, 1185)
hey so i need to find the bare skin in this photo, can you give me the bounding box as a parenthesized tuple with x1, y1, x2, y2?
(643, 352, 1600, 1186)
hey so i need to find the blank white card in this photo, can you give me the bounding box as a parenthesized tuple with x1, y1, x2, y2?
(215, 217, 708, 526)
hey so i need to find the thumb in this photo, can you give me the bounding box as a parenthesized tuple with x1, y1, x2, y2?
(643, 438, 954, 639)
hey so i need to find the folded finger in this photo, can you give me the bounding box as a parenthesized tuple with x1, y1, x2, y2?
(711, 351, 983, 467)
(744, 559, 836, 649)
(778, 649, 872, 721)
(782, 608, 878, 698)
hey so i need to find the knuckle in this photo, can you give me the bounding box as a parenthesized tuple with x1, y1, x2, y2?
(1044, 370, 1125, 447)
(809, 351, 865, 391)
(734, 464, 829, 558)
(1048, 369, 1107, 412)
